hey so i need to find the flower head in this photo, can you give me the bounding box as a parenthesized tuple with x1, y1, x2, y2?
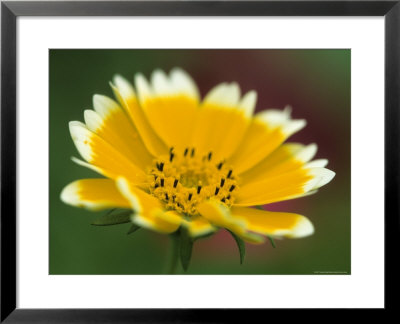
(61, 68, 335, 249)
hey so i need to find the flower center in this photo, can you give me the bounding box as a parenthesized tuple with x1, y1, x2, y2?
(148, 148, 238, 216)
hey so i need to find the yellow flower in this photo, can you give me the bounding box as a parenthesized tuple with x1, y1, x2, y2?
(61, 68, 335, 245)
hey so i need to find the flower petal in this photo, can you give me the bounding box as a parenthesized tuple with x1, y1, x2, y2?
(133, 209, 182, 234)
(69, 121, 146, 183)
(203, 82, 241, 107)
(229, 107, 306, 174)
(235, 167, 335, 206)
(239, 90, 257, 117)
(182, 215, 217, 238)
(60, 178, 130, 211)
(83, 94, 153, 170)
(197, 200, 265, 244)
(70, 156, 104, 175)
(190, 83, 252, 160)
(134, 68, 200, 150)
(305, 159, 329, 168)
(116, 177, 181, 233)
(111, 75, 168, 156)
(230, 206, 314, 238)
(240, 143, 317, 184)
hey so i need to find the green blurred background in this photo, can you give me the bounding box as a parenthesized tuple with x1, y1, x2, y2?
(49, 49, 350, 275)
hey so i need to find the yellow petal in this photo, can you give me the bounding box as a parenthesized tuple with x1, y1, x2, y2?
(83, 95, 153, 170)
(240, 143, 317, 184)
(133, 209, 182, 234)
(60, 178, 130, 211)
(182, 215, 217, 238)
(190, 83, 251, 160)
(111, 75, 168, 156)
(235, 167, 335, 206)
(69, 121, 146, 184)
(229, 107, 306, 174)
(231, 206, 314, 238)
(197, 200, 264, 244)
(134, 69, 200, 151)
(116, 177, 181, 233)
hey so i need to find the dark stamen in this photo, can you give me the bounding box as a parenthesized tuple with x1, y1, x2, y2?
(227, 194, 231, 200)
(227, 170, 233, 178)
(177, 202, 183, 208)
(221, 198, 226, 203)
(220, 178, 225, 187)
(169, 153, 175, 162)
(229, 185, 235, 192)
(215, 187, 220, 195)
(160, 179, 164, 187)
(184, 148, 189, 156)
(157, 162, 164, 172)
(197, 186, 202, 194)
(173, 179, 178, 188)
(172, 195, 176, 202)
(154, 175, 158, 180)
(188, 193, 193, 201)
(191, 148, 195, 157)
(165, 193, 169, 200)
(169, 147, 174, 153)
(154, 184, 159, 189)
(208, 152, 212, 160)
(217, 162, 224, 170)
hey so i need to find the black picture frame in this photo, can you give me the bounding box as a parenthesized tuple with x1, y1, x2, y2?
(1, 0, 398, 321)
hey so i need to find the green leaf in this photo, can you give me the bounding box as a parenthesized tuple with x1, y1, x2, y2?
(227, 230, 245, 264)
(166, 232, 180, 274)
(91, 209, 132, 226)
(127, 224, 140, 235)
(180, 228, 194, 272)
(267, 236, 276, 248)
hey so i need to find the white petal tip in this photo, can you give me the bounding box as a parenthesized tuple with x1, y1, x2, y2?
(290, 217, 314, 238)
(240, 90, 257, 116)
(204, 82, 241, 107)
(170, 68, 200, 99)
(84, 109, 103, 132)
(112, 74, 125, 84)
(306, 159, 329, 168)
(92, 94, 119, 117)
(92, 94, 103, 103)
(305, 168, 336, 191)
(297, 143, 318, 163)
(60, 182, 79, 206)
(112, 75, 136, 98)
(68, 120, 85, 128)
(109, 81, 117, 90)
(284, 119, 307, 135)
(68, 121, 88, 140)
(134, 73, 152, 101)
(151, 69, 171, 95)
(283, 105, 292, 114)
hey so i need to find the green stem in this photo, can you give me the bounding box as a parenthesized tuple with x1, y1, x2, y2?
(166, 233, 180, 274)
(267, 236, 276, 248)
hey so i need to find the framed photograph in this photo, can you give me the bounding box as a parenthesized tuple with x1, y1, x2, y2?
(1, 0, 398, 321)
